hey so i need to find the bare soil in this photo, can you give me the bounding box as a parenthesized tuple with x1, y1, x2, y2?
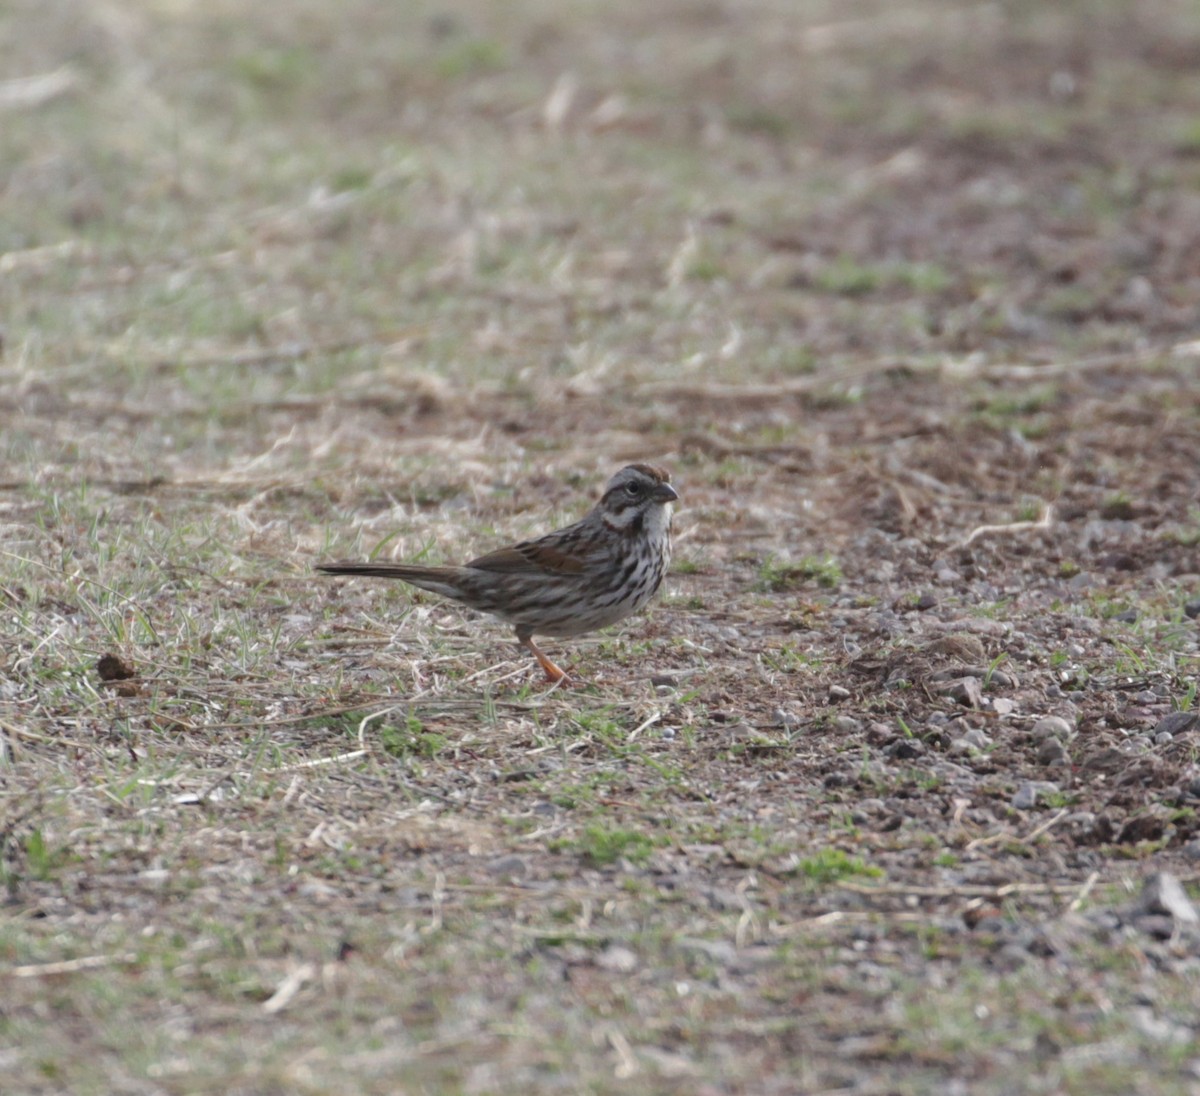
(2, 1, 1199, 1093)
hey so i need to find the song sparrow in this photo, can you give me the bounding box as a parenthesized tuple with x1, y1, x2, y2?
(317, 463, 678, 681)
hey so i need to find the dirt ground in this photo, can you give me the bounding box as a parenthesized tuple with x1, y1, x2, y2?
(2, 1, 1200, 1093)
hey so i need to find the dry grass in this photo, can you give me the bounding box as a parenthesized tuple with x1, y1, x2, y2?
(3, 0, 1200, 1092)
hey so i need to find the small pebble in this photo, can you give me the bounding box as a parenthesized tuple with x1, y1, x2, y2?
(833, 715, 863, 734)
(1137, 872, 1200, 924)
(486, 855, 529, 879)
(1012, 781, 1059, 810)
(1184, 598, 1200, 620)
(1032, 715, 1074, 742)
(916, 592, 938, 611)
(596, 945, 639, 973)
(1037, 738, 1069, 766)
(828, 685, 852, 702)
(1131, 1007, 1192, 1045)
(993, 943, 1031, 970)
(960, 727, 990, 750)
(884, 738, 924, 759)
(1131, 914, 1178, 941)
(942, 677, 983, 708)
(1156, 712, 1199, 737)
(924, 728, 952, 749)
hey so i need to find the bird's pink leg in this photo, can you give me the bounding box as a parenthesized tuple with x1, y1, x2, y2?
(520, 636, 567, 683)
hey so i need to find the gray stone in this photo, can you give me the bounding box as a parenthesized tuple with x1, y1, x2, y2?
(1032, 715, 1074, 742)
(1155, 711, 1199, 737)
(485, 855, 529, 879)
(677, 937, 738, 965)
(930, 666, 1016, 689)
(1012, 781, 1059, 810)
(959, 727, 990, 750)
(1132, 914, 1180, 940)
(1037, 738, 1069, 767)
(595, 944, 639, 973)
(937, 677, 983, 708)
(1137, 872, 1200, 924)
(884, 738, 924, 760)
(1131, 1007, 1192, 1045)
(1063, 811, 1097, 833)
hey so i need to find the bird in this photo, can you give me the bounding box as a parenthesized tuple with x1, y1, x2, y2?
(317, 463, 678, 682)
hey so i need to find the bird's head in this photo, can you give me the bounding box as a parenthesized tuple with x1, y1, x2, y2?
(597, 463, 678, 531)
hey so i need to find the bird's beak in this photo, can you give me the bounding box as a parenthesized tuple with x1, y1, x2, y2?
(654, 482, 680, 504)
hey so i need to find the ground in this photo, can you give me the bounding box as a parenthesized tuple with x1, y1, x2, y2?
(2, 1, 1200, 1093)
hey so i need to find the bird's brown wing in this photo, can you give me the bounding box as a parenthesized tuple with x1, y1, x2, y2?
(467, 538, 586, 576)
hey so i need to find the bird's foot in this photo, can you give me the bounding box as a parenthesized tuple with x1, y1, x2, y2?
(521, 637, 570, 684)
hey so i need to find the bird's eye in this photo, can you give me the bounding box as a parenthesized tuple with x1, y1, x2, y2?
(625, 482, 641, 495)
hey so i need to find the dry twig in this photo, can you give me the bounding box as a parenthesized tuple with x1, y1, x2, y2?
(961, 505, 1054, 548)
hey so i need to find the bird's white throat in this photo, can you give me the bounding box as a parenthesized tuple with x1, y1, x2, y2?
(645, 502, 673, 545)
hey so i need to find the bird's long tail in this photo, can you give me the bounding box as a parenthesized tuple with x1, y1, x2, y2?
(316, 562, 464, 599)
